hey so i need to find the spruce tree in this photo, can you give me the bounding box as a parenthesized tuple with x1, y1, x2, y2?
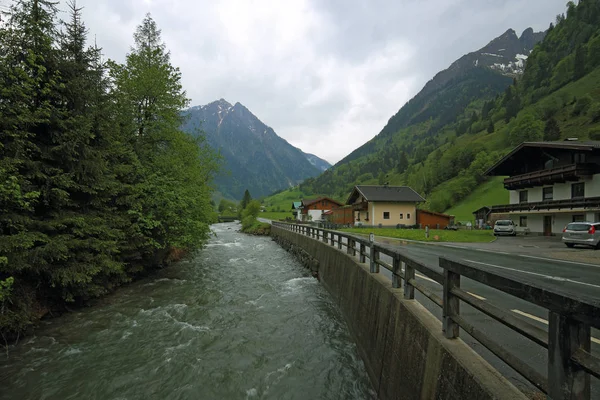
(543, 117, 561, 141)
(487, 120, 495, 133)
(109, 14, 218, 263)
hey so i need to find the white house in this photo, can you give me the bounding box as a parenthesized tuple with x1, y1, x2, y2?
(486, 140, 600, 235)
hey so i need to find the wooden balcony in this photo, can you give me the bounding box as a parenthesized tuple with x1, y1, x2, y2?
(503, 163, 596, 190)
(352, 202, 368, 211)
(490, 196, 600, 214)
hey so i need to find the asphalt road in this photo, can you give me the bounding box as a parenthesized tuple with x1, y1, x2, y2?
(370, 237, 600, 397)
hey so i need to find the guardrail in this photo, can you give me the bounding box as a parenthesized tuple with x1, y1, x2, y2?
(272, 221, 600, 399)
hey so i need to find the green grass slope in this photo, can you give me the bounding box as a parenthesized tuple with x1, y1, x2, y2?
(444, 177, 507, 223)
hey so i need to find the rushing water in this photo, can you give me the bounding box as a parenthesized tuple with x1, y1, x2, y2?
(0, 223, 375, 400)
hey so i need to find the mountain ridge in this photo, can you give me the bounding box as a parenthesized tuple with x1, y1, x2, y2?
(182, 99, 327, 200)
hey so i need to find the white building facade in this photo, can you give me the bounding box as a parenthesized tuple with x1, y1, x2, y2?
(487, 141, 600, 235)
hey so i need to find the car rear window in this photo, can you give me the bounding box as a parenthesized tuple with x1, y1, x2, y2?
(495, 220, 512, 226)
(566, 223, 590, 231)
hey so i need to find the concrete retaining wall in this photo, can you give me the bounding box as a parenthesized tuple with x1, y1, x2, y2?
(271, 226, 526, 400)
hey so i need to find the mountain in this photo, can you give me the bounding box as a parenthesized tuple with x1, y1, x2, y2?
(332, 27, 546, 169)
(182, 99, 322, 200)
(303, 152, 331, 171)
(296, 3, 600, 213)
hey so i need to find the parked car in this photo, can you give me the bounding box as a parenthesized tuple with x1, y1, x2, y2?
(444, 224, 458, 231)
(493, 220, 516, 236)
(562, 222, 600, 249)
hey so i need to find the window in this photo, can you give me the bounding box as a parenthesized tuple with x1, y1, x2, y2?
(356, 212, 360, 221)
(399, 213, 404, 219)
(542, 187, 553, 201)
(519, 190, 528, 203)
(383, 212, 390, 220)
(572, 214, 585, 222)
(407, 213, 411, 219)
(365, 212, 369, 221)
(520, 216, 528, 227)
(571, 182, 585, 199)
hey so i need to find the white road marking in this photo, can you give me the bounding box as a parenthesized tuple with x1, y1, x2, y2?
(464, 260, 600, 289)
(519, 254, 600, 269)
(467, 291, 486, 301)
(416, 273, 439, 285)
(512, 309, 600, 345)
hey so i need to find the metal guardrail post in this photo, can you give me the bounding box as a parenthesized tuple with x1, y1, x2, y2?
(369, 234, 376, 273)
(392, 256, 401, 288)
(404, 261, 415, 300)
(548, 312, 591, 400)
(443, 269, 460, 339)
(323, 231, 328, 243)
(330, 232, 334, 246)
(338, 234, 343, 250)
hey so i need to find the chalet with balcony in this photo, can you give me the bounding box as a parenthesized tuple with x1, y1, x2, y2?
(486, 140, 600, 235)
(300, 197, 343, 222)
(346, 185, 425, 226)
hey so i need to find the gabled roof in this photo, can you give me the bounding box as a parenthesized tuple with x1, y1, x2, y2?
(301, 197, 344, 208)
(291, 201, 302, 210)
(472, 206, 491, 214)
(347, 185, 425, 204)
(486, 140, 600, 176)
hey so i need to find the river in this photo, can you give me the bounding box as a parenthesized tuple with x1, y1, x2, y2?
(0, 222, 375, 400)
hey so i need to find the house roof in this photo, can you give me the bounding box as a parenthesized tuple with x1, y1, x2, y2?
(472, 206, 491, 214)
(347, 185, 425, 204)
(301, 197, 344, 208)
(291, 201, 302, 210)
(486, 140, 600, 176)
(418, 209, 454, 218)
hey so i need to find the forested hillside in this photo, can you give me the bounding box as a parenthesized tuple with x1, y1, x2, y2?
(297, 0, 600, 213)
(0, 1, 218, 338)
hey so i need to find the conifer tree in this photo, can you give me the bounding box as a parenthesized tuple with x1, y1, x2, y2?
(543, 117, 561, 141)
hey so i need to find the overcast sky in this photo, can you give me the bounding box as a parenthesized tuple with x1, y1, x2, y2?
(48, 1, 569, 163)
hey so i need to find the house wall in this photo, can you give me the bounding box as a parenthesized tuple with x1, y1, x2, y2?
(416, 211, 452, 229)
(508, 174, 600, 204)
(369, 202, 417, 226)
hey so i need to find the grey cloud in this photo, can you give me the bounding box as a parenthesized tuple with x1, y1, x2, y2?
(61, 0, 567, 163)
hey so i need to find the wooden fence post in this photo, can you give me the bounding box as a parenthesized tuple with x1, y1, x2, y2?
(360, 243, 366, 263)
(404, 261, 415, 299)
(548, 312, 591, 400)
(443, 269, 460, 339)
(392, 256, 401, 288)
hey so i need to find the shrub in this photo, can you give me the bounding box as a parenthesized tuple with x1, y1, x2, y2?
(572, 95, 592, 116)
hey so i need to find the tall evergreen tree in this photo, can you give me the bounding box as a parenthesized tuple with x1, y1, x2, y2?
(543, 117, 561, 141)
(487, 120, 495, 133)
(109, 14, 218, 263)
(241, 189, 252, 210)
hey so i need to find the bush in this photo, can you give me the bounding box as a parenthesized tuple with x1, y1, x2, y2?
(589, 128, 600, 140)
(589, 102, 600, 123)
(572, 95, 593, 116)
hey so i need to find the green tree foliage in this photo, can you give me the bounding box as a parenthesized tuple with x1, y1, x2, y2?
(589, 102, 600, 123)
(241, 200, 261, 230)
(544, 117, 561, 141)
(0, 2, 218, 338)
(572, 95, 593, 116)
(240, 189, 252, 210)
(487, 120, 495, 133)
(509, 113, 544, 145)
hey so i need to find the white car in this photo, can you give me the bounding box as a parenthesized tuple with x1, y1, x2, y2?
(493, 220, 516, 236)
